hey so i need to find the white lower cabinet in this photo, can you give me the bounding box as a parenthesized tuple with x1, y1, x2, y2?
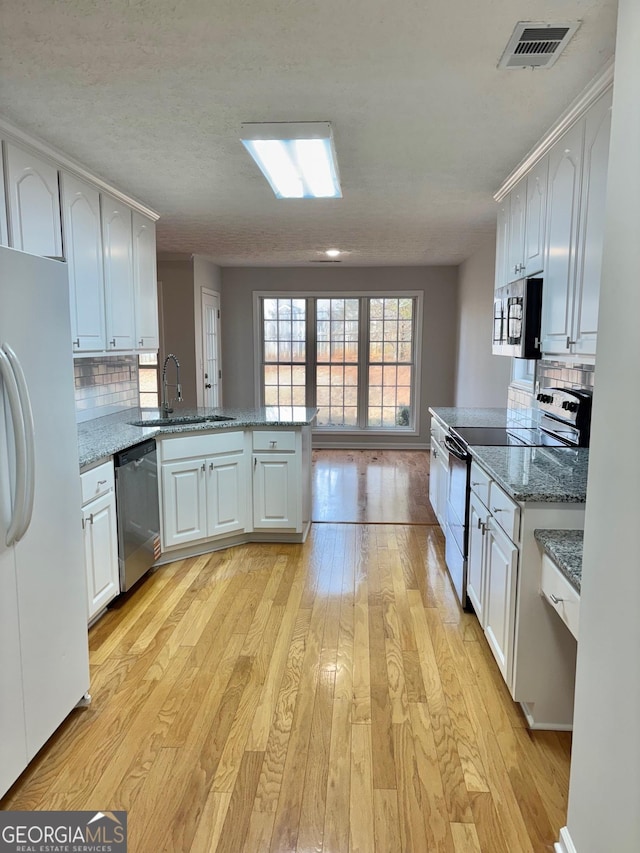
(162, 457, 208, 547)
(253, 453, 298, 530)
(81, 461, 119, 622)
(207, 455, 246, 537)
(429, 417, 449, 531)
(466, 490, 488, 625)
(483, 517, 518, 684)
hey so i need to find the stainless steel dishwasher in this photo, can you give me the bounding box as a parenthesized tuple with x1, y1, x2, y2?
(114, 439, 161, 592)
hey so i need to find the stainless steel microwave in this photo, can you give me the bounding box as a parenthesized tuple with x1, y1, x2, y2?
(492, 276, 543, 358)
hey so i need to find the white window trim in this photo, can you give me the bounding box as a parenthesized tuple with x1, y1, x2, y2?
(253, 290, 423, 437)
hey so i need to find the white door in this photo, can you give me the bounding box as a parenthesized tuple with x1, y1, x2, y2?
(206, 454, 246, 537)
(161, 458, 207, 547)
(101, 195, 135, 350)
(484, 519, 518, 685)
(467, 492, 487, 626)
(201, 290, 221, 408)
(5, 143, 63, 257)
(540, 120, 584, 355)
(83, 491, 119, 621)
(133, 212, 159, 351)
(572, 89, 613, 358)
(60, 173, 106, 352)
(253, 453, 298, 530)
(524, 155, 548, 276)
(507, 178, 526, 281)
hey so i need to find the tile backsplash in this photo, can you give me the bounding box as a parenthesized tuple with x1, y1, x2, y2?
(74, 356, 139, 422)
(507, 358, 595, 419)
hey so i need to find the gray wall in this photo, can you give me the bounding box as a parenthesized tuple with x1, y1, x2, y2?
(454, 234, 511, 407)
(157, 258, 198, 407)
(220, 266, 458, 447)
(566, 1, 640, 850)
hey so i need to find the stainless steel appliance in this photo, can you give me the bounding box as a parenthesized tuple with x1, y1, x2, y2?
(114, 439, 160, 592)
(443, 388, 593, 609)
(492, 276, 543, 358)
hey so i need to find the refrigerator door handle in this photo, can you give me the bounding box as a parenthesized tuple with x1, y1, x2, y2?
(3, 345, 36, 542)
(0, 345, 27, 546)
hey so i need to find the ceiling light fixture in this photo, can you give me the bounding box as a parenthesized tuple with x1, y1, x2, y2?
(325, 248, 341, 257)
(241, 122, 342, 199)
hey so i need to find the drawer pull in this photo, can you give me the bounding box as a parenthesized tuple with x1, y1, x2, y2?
(270, 440, 277, 448)
(472, 481, 481, 486)
(97, 479, 107, 487)
(549, 593, 563, 605)
(491, 507, 504, 513)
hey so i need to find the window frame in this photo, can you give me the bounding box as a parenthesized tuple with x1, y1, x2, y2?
(253, 290, 423, 436)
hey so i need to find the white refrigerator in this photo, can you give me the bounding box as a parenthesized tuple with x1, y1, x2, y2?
(0, 245, 90, 798)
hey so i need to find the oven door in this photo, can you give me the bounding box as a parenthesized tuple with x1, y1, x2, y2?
(444, 436, 469, 607)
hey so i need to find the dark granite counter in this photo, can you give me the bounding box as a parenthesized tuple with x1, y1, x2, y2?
(534, 529, 584, 593)
(78, 406, 318, 468)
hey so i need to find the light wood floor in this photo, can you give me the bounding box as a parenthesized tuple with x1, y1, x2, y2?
(312, 449, 436, 525)
(1, 460, 570, 852)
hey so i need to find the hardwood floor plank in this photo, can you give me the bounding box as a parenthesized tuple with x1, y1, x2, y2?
(393, 720, 431, 853)
(369, 604, 397, 789)
(468, 791, 511, 853)
(214, 750, 265, 853)
(373, 789, 402, 853)
(190, 791, 232, 853)
(402, 649, 427, 703)
(323, 697, 352, 853)
(349, 724, 375, 853)
(451, 821, 483, 853)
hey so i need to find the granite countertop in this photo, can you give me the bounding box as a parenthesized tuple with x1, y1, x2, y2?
(534, 529, 584, 593)
(469, 445, 589, 503)
(78, 406, 318, 469)
(429, 406, 539, 429)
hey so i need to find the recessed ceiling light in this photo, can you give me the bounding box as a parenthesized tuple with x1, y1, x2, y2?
(325, 248, 341, 258)
(241, 121, 342, 199)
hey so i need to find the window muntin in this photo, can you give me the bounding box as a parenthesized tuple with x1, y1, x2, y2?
(316, 298, 359, 426)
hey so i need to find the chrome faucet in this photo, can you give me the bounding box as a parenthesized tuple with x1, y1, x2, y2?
(161, 353, 182, 416)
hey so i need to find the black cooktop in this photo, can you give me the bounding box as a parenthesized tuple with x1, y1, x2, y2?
(451, 426, 546, 447)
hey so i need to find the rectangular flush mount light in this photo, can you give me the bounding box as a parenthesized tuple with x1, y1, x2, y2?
(241, 121, 342, 199)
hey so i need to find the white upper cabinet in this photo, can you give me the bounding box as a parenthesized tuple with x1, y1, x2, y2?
(540, 120, 584, 356)
(494, 197, 510, 290)
(506, 178, 526, 282)
(523, 155, 548, 276)
(60, 173, 106, 352)
(132, 212, 159, 351)
(4, 142, 63, 258)
(101, 194, 136, 351)
(571, 89, 613, 358)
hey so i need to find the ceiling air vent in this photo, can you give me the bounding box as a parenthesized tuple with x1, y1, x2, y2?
(498, 21, 581, 69)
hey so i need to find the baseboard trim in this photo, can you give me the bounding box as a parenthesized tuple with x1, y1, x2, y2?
(555, 826, 578, 853)
(520, 702, 573, 731)
(312, 441, 429, 450)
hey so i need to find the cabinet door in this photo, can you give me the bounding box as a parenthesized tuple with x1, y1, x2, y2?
(436, 451, 449, 529)
(83, 491, 119, 621)
(428, 446, 439, 519)
(524, 156, 548, 276)
(206, 453, 246, 537)
(60, 173, 106, 352)
(161, 458, 207, 547)
(467, 491, 488, 626)
(572, 90, 613, 358)
(4, 142, 63, 257)
(101, 195, 135, 350)
(132, 212, 159, 351)
(507, 179, 526, 282)
(540, 121, 584, 355)
(484, 518, 518, 684)
(253, 453, 298, 530)
(494, 197, 510, 290)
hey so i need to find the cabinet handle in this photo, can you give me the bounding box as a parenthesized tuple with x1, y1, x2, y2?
(209, 462, 214, 471)
(491, 507, 504, 513)
(73, 338, 80, 347)
(254, 457, 257, 471)
(139, 339, 144, 346)
(477, 517, 483, 530)
(471, 481, 481, 486)
(89, 513, 94, 525)
(270, 440, 277, 448)
(433, 448, 438, 458)
(110, 338, 116, 347)
(549, 593, 563, 605)
(513, 265, 519, 274)
(566, 336, 576, 349)
(201, 463, 206, 472)
(97, 479, 107, 487)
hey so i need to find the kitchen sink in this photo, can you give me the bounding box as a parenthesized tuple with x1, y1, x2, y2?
(129, 414, 236, 427)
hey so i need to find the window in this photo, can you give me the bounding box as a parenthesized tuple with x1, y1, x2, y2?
(139, 353, 159, 408)
(257, 293, 420, 432)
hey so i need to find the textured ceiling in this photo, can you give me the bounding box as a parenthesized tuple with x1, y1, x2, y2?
(0, 1, 617, 266)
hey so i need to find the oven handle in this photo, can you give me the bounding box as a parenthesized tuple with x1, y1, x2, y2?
(444, 435, 468, 460)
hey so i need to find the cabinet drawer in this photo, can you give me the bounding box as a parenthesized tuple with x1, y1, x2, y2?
(541, 554, 580, 640)
(160, 431, 244, 461)
(252, 430, 296, 452)
(81, 459, 115, 505)
(470, 461, 490, 506)
(489, 481, 520, 542)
